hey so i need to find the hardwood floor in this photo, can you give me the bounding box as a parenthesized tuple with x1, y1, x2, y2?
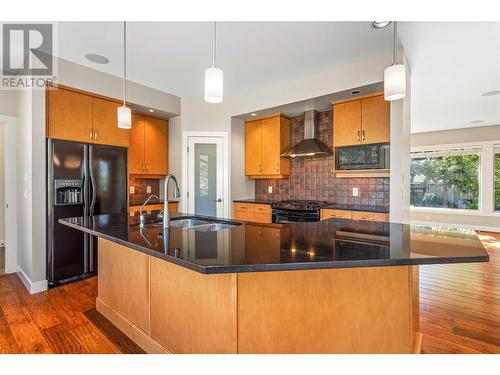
(0, 247, 5, 276)
(0, 274, 143, 354)
(419, 231, 500, 354)
(0, 232, 498, 354)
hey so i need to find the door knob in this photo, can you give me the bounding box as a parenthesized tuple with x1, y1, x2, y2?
(214, 198, 222, 203)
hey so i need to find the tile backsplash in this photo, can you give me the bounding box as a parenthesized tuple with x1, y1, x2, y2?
(255, 111, 390, 209)
(129, 177, 161, 203)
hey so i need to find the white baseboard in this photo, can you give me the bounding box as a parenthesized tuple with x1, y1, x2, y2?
(16, 266, 48, 294)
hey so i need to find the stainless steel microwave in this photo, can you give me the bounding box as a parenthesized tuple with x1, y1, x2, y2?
(335, 143, 390, 170)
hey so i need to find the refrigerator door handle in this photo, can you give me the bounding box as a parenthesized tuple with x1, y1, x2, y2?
(89, 146, 97, 216)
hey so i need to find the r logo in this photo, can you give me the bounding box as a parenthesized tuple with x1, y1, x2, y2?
(2, 23, 53, 76)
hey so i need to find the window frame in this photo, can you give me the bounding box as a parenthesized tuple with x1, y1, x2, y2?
(411, 140, 500, 217)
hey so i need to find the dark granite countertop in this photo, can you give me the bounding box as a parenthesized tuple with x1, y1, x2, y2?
(60, 212, 488, 274)
(233, 199, 388, 213)
(129, 200, 179, 207)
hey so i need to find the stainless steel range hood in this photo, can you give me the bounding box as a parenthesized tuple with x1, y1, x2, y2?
(281, 110, 331, 158)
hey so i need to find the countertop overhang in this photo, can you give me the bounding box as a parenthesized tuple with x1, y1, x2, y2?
(60, 212, 489, 274)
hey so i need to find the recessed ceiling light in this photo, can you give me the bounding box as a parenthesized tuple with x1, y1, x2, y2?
(351, 89, 361, 95)
(371, 21, 392, 29)
(482, 90, 500, 97)
(84, 53, 109, 64)
(470, 120, 484, 124)
(250, 113, 257, 117)
(148, 109, 155, 113)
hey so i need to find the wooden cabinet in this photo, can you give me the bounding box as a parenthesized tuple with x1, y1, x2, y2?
(320, 208, 388, 223)
(47, 87, 93, 143)
(320, 209, 353, 220)
(351, 211, 389, 223)
(92, 97, 130, 148)
(333, 93, 390, 147)
(47, 85, 130, 147)
(129, 114, 168, 176)
(128, 202, 179, 214)
(233, 202, 272, 223)
(245, 114, 290, 179)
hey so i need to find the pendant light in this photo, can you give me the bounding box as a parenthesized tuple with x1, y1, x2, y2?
(117, 21, 132, 129)
(384, 21, 406, 101)
(204, 22, 223, 103)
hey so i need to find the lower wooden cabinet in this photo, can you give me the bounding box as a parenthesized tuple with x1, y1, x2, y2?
(233, 202, 272, 223)
(321, 209, 388, 223)
(128, 202, 179, 214)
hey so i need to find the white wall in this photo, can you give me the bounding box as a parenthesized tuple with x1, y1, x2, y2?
(0, 125, 5, 244)
(0, 91, 17, 117)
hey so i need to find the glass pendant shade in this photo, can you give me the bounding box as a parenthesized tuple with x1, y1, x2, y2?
(117, 106, 131, 129)
(204, 67, 223, 103)
(384, 64, 406, 101)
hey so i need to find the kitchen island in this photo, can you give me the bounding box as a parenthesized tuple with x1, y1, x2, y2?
(61, 213, 488, 354)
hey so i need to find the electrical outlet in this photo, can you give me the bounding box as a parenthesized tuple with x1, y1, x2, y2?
(129, 186, 135, 194)
(352, 187, 359, 197)
(147, 186, 152, 194)
(268, 186, 273, 194)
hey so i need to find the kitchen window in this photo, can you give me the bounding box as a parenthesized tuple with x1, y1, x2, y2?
(410, 147, 481, 210)
(495, 145, 500, 211)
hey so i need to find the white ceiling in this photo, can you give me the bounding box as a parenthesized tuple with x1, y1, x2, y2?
(55, 22, 392, 99)
(53, 21, 500, 133)
(399, 22, 500, 133)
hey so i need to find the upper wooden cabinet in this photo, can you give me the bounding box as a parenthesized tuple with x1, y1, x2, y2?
(92, 97, 130, 148)
(47, 87, 93, 143)
(47, 85, 130, 148)
(129, 113, 169, 176)
(333, 93, 390, 147)
(244, 114, 290, 179)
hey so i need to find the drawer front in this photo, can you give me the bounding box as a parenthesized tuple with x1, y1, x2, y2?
(234, 210, 272, 224)
(234, 202, 272, 214)
(320, 209, 352, 221)
(351, 211, 389, 222)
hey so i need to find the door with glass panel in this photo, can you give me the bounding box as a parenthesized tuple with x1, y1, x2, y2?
(187, 136, 225, 217)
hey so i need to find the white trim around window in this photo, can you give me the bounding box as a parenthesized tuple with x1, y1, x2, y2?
(410, 139, 500, 217)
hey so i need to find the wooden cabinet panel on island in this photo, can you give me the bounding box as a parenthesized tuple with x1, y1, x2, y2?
(333, 93, 390, 147)
(245, 114, 290, 179)
(129, 114, 169, 176)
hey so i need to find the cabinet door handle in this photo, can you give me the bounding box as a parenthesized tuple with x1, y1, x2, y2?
(258, 164, 262, 174)
(94, 129, 98, 140)
(357, 130, 360, 141)
(89, 129, 93, 139)
(362, 130, 365, 142)
(276, 163, 279, 172)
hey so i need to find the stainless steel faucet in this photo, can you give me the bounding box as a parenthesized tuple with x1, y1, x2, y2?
(139, 194, 159, 228)
(162, 174, 180, 228)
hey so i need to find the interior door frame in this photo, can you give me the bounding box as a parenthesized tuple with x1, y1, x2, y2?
(182, 131, 229, 218)
(0, 115, 18, 274)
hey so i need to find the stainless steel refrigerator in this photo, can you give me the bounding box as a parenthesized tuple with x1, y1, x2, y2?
(47, 139, 128, 286)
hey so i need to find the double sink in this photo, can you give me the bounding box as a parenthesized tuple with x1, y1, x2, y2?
(151, 216, 241, 232)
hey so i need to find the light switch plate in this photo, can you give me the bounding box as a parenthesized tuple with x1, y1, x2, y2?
(130, 186, 135, 194)
(268, 186, 273, 194)
(147, 186, 152, 194)
(352, 187, 359, 197)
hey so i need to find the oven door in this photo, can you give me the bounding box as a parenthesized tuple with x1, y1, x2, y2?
(272, 209, 320, 223)
(335, 143, 389, 170)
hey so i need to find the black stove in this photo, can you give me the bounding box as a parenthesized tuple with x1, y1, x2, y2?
(271, 200, 332, 223)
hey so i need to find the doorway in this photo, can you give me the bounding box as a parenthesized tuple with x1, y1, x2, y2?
(183, 132, 229, 218)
